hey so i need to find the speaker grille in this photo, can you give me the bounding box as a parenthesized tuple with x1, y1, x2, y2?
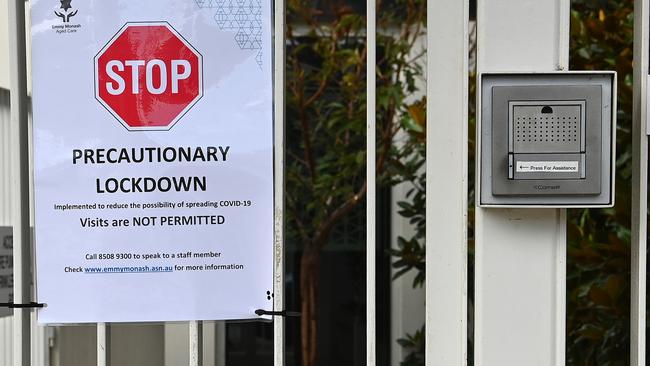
(512, 104, 582, 153)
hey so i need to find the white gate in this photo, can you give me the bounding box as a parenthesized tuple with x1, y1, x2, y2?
(1, 0, 649, 365)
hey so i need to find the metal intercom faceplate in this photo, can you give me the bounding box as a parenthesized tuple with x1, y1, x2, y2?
(479, 73, 616, 207)
(509, 101, 586, 180)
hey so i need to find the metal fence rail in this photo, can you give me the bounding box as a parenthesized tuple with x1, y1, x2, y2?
(273, 0, 286, 361)
(475, 1, 569, 365)
(366, 0, 377, 362)
(425, 0, 469, 364)
(8, 0, 31, 365)
(632, 0, 649, 364)
(0, 88, 12, 364)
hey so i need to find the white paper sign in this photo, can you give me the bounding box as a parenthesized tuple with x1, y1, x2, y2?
(516, 161, 579, 173)
(32, 0, 273, 323)
(0, 227, 11, 318)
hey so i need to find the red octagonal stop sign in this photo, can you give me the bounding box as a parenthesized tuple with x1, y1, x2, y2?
(94, 22, 203, 130)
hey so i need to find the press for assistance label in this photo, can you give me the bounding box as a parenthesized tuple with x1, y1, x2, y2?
(516, 161, 579, 173)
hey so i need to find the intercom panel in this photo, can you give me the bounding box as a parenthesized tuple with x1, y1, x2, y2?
(478, 72, 616, 207)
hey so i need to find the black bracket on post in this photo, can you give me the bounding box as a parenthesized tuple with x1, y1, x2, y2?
(0, 302, 46, 309)
(255, 309, 301, 317)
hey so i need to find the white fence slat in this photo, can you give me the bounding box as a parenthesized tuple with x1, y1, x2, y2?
(425, 0, 469, 364)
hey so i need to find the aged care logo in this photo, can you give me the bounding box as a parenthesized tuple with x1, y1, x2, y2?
(51, 0, 82, 34)
(54, 0, 78, 23)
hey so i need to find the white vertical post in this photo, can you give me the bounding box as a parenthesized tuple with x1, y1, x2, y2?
(97, 323, 110, 366)
(273, 0, 285, 361)
(366, 0, 376, 362)
(425, 0, 468, 365)
(475, 1, 569, 366)
(8, 0, 31, 365)
(215, 322, 226, 366)
(189, 321, 203, 366)
(632, 0, 648, 364)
